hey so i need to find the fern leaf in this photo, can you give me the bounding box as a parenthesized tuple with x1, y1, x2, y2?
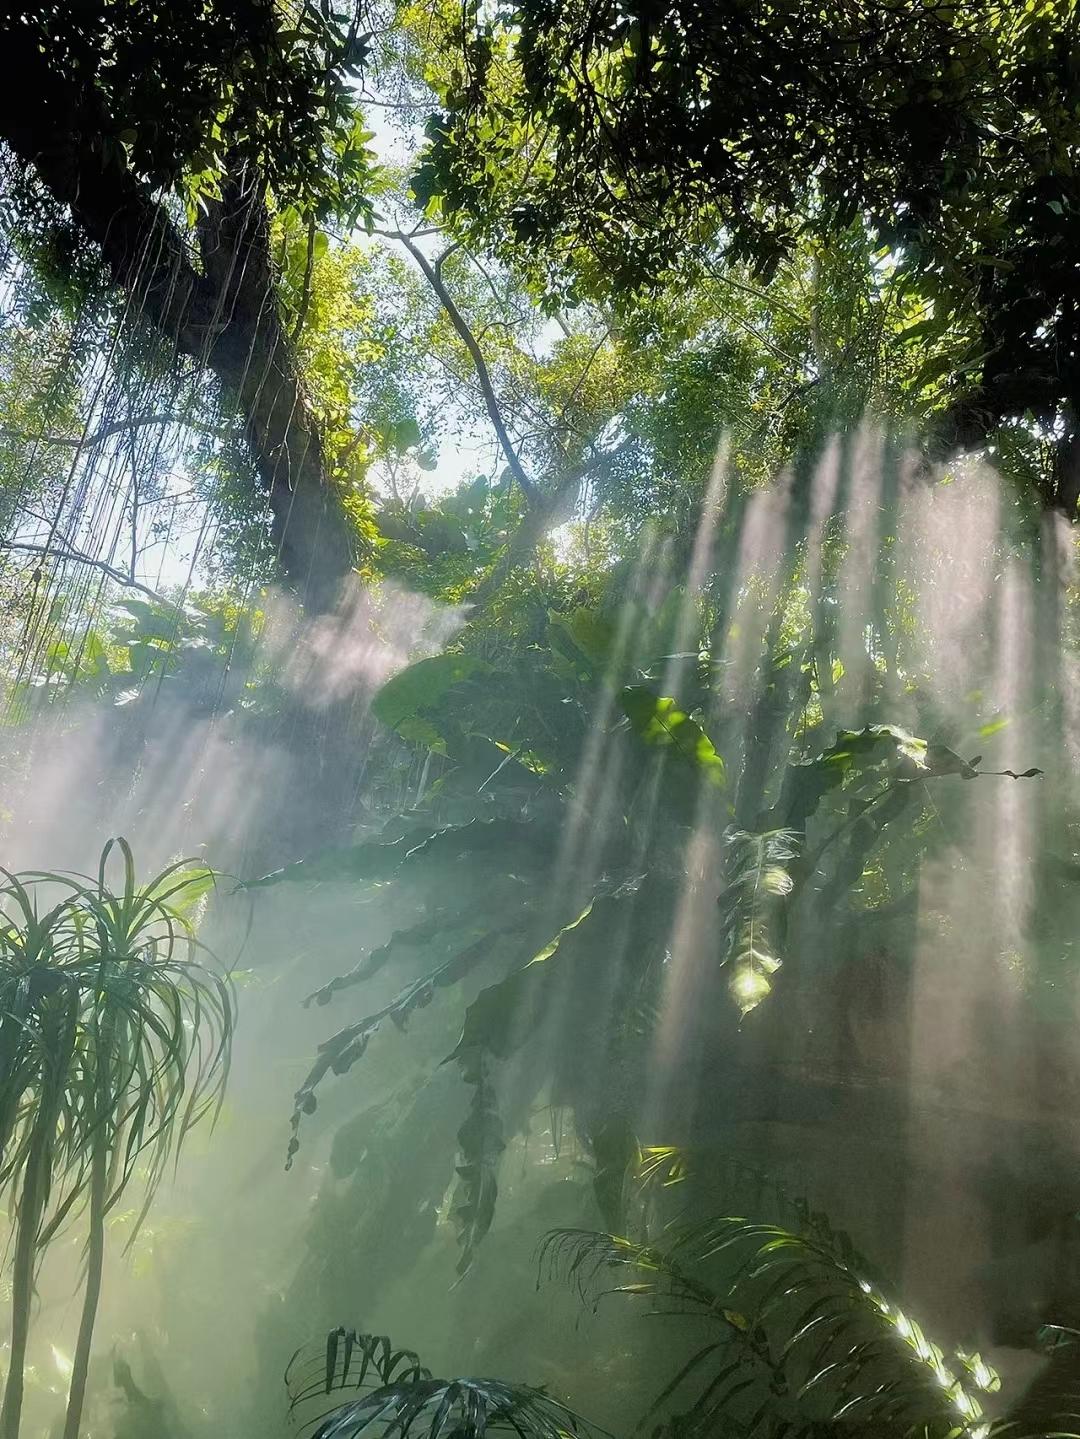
(717, 829, 798, 1017)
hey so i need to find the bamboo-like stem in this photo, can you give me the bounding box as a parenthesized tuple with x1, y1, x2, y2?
(0, 1105, 52, 1439)
(62, 1127, 108, 1439)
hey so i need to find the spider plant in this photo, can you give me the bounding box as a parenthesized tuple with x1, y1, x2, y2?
(0, 839, 234, 1439)
(285, 1329, 601, 1439)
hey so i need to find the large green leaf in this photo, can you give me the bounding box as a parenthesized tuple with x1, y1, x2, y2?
(620, 686, 725, 787)
(717, 830, 797, 1017)
(372, 653, 493, 751)
(774, 724, 987, 831)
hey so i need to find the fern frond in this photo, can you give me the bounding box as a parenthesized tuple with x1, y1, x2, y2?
(717, 829, 797, 1016)
(285, 920, 531, 1168)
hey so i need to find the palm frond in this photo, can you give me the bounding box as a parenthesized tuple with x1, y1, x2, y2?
(309, 1378, 589, 1439)
(286, 1330, 431, 1429)
(996, 1339, 1080, 1439)
(286, 1329, 601, 1439)
(542, 1217, 997, 1439)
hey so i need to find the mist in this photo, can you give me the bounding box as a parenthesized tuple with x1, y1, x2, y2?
(2, 436, 1079, 1439)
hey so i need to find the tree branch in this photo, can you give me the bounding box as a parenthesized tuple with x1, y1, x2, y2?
(0, 32, 358, 609)
(0, 541, 168, 604)
(470, 438, 633, 608)
(0, 413, 235, 454)
(381, 229, 541, 509)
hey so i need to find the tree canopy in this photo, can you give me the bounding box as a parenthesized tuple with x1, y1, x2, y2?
(420, 0, 1080, 500)
(5, 7, 1080, 1439)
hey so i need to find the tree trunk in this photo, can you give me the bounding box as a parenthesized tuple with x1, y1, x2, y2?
(0, 28, 357, 611)
(61, 1132, 108, 1439)
(1, 1107, 52, 1439)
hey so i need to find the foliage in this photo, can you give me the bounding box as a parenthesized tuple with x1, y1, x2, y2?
(418, 0, 1080, 490)
(4, 2, 378, 227)
(286, 1327, 599, 1439)
(541, 1211, 1004, 1439)
(717, 830, 797, 1017)
(247, 551, 1045, 1275)
(0, 839, 234, 1439)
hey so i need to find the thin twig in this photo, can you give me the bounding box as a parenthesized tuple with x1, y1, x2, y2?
(0, 541, 169, 604)
(0, 413, 234, 453)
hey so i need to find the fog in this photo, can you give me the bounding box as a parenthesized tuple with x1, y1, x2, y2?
(2, 437, 1079, 1438)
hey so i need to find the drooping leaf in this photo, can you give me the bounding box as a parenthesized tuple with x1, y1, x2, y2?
(286, 920, 531, 1168)
(443, 893, 629, 1269)
(450, 1047, 505, 1276)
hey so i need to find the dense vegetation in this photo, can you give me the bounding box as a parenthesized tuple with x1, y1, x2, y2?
(2, 2, 1080, 1437)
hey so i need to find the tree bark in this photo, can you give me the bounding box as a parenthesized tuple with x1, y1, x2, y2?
(0, 28, 357, 611)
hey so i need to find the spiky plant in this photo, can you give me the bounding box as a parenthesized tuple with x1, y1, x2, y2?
(0, 839, 234, 1439)
(285, 1328, 601, 1439)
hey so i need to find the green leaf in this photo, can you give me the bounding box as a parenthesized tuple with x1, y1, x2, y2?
(718, 830, 798, 1017)
(775, 723, 935, 828)
(372, 653, 492, 752)
(619, 686, 725, 786)
(548, 607, 615, 675)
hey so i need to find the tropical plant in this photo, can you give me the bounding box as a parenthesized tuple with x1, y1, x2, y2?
(285, 1187, 1080, 1439)
(0, 839, 234, 1439)
(285, 1327, 600, 1439)
(540, 1207, 1007, 1439)
(247, 558, 1044, 1278)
